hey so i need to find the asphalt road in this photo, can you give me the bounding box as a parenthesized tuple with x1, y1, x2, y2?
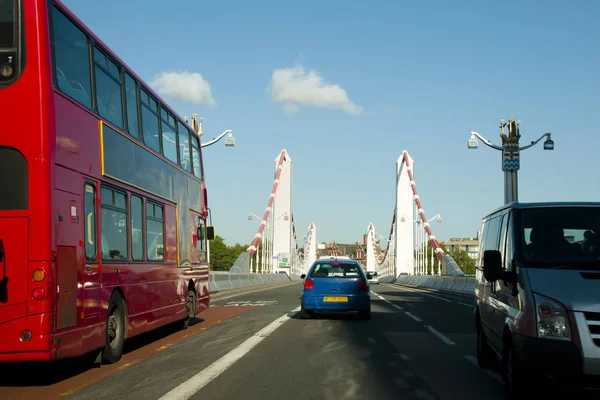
(1, 282, 588, 400)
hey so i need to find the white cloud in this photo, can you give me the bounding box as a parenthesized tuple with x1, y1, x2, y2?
(267, 65, 363, 115)
(282, 103, 299, 116)
(150, 71, 216, 106)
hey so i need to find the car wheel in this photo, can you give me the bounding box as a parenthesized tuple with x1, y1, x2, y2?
(503, 341, 526, 398)
(358, 309, 371, 320)
(476, 321, 495, 369)
(301, 303, 313, 319)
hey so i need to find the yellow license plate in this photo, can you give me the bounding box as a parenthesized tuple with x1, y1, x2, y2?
(323, 296, 348, 303)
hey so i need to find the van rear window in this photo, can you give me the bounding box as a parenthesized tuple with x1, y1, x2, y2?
(310, 262, 363, 278)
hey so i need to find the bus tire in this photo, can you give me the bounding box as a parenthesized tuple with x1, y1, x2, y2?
(101, 292, 126, 364)
(180, 290, 196, 330)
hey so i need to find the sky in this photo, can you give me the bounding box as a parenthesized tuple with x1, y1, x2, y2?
(62, 0, 600, 247)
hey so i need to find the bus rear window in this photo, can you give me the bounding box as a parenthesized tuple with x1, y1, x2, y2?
(0, 147, 28, 210)
(0, 0, 23, 85)
(0, 0, 15, 48)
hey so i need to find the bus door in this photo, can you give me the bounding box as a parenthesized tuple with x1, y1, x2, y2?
(189, 211, 207, 264)
(54, 186, 82, 330)
(81, 182, 102, 320)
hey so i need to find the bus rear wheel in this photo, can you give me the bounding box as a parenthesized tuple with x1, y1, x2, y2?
(180, 290, 196, 330)
(101, 292, 126, 364)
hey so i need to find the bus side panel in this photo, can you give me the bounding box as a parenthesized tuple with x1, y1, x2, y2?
(54, 93, 102, 179)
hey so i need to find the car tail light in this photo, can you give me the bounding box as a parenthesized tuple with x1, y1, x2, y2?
(358, 279, 369, 291)
(304, 278, 314, 290)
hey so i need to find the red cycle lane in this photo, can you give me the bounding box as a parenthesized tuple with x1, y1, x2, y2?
(0, 305, 257, 400)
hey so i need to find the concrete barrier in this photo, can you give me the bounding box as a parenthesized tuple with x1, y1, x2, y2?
(392, 274, 477, 296)
(208, 271, 294, 294)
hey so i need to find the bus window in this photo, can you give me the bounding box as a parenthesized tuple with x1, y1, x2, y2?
(140, 89, 160, 153)
(197, 217, 207, 262)
(100, 186, 128, 260)
(51, 7, 92, 109)
(178, 122, 191, 172)
(160, 108, 178, 164)
(130, 195, 143, 261)
(84, 183, 96, 259)
(93, 46, 123, 129)
(124, 73, 139, 138)
(146, 201, 164, 261)
(190, 133, 202, 179)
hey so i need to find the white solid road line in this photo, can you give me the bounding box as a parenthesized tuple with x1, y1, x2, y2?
(159, 307, 300, 400)
(458, 302, 474, 308)
(425, 325, 456, 345)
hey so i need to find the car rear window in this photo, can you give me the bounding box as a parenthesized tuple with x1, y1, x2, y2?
(309, 262, 363, 278)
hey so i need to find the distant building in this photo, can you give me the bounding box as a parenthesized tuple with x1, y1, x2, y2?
(440, 237, 479, 260)
(316, 239, 367, 267)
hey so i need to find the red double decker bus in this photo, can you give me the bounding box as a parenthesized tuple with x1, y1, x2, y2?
(0, 0, 214, 363)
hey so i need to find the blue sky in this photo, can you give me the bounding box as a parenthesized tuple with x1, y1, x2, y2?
(63, 0, 600, 247)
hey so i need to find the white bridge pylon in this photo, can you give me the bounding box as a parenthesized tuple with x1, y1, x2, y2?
(366, 150, 447, 277)
(302, 222, 317, 273)
(245, 149, 313, 277)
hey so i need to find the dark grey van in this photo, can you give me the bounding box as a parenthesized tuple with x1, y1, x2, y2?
(474, 202, 600, 396)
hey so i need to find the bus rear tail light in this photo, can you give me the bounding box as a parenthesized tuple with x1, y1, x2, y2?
(32, 287, 45, 300)
(32, 269, 45, 282)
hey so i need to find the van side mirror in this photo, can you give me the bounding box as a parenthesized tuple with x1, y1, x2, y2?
(483, 250, 504, 282)
(206, 226, 215, 241)
(300, 274, 306, 279)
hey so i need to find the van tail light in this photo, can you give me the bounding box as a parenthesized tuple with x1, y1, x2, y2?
(358, 279, 369, 291)
(304, 278, 314, 290)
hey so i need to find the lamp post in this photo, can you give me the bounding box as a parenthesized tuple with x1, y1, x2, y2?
(186, 114, 236, 148)
(468, 116, 554, 204)
(425, 214, 442, 275)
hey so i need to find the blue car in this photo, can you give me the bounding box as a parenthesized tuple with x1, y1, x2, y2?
(300, 257, 371, 319)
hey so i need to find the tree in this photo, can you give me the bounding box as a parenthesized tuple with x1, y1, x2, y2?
(208, 235, 230, 271)
(449, 248, 476, 275)
(439, 243, 476, 275)
(208, 235, 251, 271)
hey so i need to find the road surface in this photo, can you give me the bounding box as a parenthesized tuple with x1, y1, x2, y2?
(1, 281, 586, 399)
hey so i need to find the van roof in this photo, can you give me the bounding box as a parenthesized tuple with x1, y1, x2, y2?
(483, 201, 600, 220)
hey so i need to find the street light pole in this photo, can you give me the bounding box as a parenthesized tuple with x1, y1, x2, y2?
(185, 115, 236, 148)
(468, 116, 554, 204)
